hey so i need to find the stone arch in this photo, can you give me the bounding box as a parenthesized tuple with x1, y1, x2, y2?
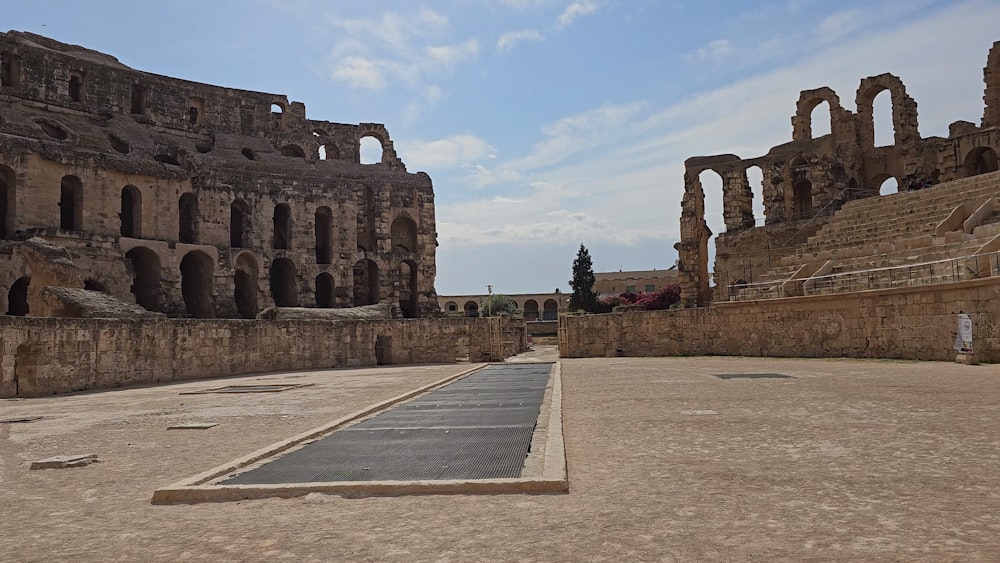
(315, 206, 333, 264)
(874, 174, 898, 195)
(542, 298, 559, 321)
(444, 300, 458, 314)
(744, 164, 767, 225)
(269, 258, 298, 307)
(792, 179, 813, 219)
(964, 146, 999, 177)
(178, 193, 198, 244)
(230, 198, 250, 248)
(792, 87, 842, 141)
(180, 250, 214, 318)
(270, 102, 285, 131)
(856, 73, 919, 147)
(390, 216, 417, 252)
(463, 300, 479, 316)
(280, 144, 305, 158)
(273, 203, 292, 250)
(125, 246, 161, 312)
(234, 252, 259, 319)
(397, 260, 418, 318)
(352, 259, 380, 306)
(322, 143, 340, 160)
(0, 164, 14, 239)
(7, 276, 29, 316)
(315, 272, 334, 308)
(359, 135, 384, 164)
(59, 175, 83, 231)
(120, 185, 141, 238)
(523, 299, 539, 321)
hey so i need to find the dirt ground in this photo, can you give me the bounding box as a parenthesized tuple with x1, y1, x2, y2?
(3, 348, 1000, 561)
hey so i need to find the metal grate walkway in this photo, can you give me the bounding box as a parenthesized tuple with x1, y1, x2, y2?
(223, 363, 552, 484)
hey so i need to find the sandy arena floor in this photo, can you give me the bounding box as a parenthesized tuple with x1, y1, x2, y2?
(2, 348, 1000, 561)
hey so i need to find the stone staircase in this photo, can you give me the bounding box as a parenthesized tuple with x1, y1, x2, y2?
(729, 170, 1000, 301)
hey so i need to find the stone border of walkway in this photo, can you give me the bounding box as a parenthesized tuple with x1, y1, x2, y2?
(150, 362, 567, 504)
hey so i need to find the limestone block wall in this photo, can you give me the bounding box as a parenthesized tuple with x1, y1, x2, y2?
(0, 316, 527, 398)
(559, 278, 1000, 362)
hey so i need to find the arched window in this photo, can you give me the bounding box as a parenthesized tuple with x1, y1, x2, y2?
(398, 260, 417, 318)
(523, 299, 539, 321)
(0, 165, 14, 239)
(964, 147, 999, 177)
(872, 89, 894, 147)
(234, 253, 258, 319)
(359, 136, 383, 164)
(542, 299, 559, 321)
(315, 273, 334, 308)
(7, 276, 29, 316)
(793, 179, 813, 219)
(180, 251, 214, 318)
(809, 100, 832, 138)
(352, 259, 380, 306)
(390, 217, 417, 252)
(273, 204, 292, 250)
(69, 74, 83, 102)
(464, 300, 479, 317)
(878, 176, 898, 196)
(444, 300, 458, 313)
(745, 165, 765, 225)
(280, 144, 304, 158)
(126, 247, 161, 312)
(269, 258, 298, 307)
(178, 193, 198, 243)
(230, 199, 250, 248)
(270, 103, 284, 131)
(120, 185, 141, 237)
(315, 206, 333, 264)
(59, 175, 83, 231)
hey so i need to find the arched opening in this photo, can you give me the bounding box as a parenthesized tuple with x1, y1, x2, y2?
(323, 144, 340, 160)
(130, 84, 146, 115)
(317, 145, 326, 160)
(269, 258, 298, 307)
(523, 299, 539, 321)
(390, 217, 417, 252)
(542, 299, 559, 321)
(698, 169, 724, 286)
(180, 251, 214, 318)
(315, 206, 333, 264)
(0, 164, 14, 239)
(270, 103, 284, 131)
(809, 100, 832, 138)
(178, 193, 198, 244)
(7, 276, 29, 316)
(357, 186, 376, 252)
(878, 176, 898, 196)
(273, 203, 291, 250)
(792, 179, 813, 220)
(280, 144, 305, 158)
(964, 147, 999, 177)
(59, 175, 83, 231)
(352, 259, 380, 306)
(444, 300, 458, 314)
(315, 272, 334, 308)
(69, 74, 82, 102)
(83, 279, 109, 293)
(108, 134, 129, 154)
(230, 199, 250, 248)
(464, 300, 479, 317)
(153, 154, 180, 166)
(746, 165, 765, 225)
(120, 185, 141, 237)
(125, 247, 161, 312)
(234, 253, 258, 319)
(241, 148, 256, 161)
(398, 260, 418, 318)
(359, 136, 383, 164)
(872, 89, 894, 148)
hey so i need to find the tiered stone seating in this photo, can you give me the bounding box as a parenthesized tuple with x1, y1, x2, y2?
(730, 170, 1000, 301)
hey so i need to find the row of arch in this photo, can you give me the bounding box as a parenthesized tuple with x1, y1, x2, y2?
(5, 250, 420, 319)
(444, 298, 560, 320)
(0, 168, 422, 258)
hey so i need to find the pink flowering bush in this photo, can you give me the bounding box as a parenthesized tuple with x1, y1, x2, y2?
(598, 285, 680, 312)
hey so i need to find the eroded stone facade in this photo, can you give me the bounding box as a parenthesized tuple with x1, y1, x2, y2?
(0, 31, 440, 319)
(677, 41, 1000, 306)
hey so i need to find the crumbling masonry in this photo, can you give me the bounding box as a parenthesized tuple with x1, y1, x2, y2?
(676, 41, 1000, 306)
(0, 31, 440, 319)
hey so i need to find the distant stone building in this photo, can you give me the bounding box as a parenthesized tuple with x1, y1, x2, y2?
(593, 268, 679, 298)
(0, 31, 440, 318)
(438, 292, 567, 320)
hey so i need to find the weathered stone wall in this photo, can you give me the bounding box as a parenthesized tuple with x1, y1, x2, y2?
(559, 278, 1000, 362)
(0, 315, 527, 398)
(0, 30, 440, 320)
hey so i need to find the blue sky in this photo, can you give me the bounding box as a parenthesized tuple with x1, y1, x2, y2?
(6, 0, 1000, 295)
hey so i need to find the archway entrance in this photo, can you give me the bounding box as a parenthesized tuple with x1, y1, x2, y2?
(397, 260, 418, 318)
(315, 273, 334, 308)
(180, 251, 214, 318)
(965, 147, 999, 177)
(7, 276, 29, 316)
(353, 259, 380, 306)
(234, 253, 258, 319)
(269, 258, 298, 307)
(125, 247, 161, 312)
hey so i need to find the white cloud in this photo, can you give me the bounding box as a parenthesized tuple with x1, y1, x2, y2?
(402, 135, 497, 169)
(556, 1, 598, 29)
(686, 39, 735, 63)
(426, 39, 480, 66)
(329, 56, 386, 90)
(497, 29, 544, 52)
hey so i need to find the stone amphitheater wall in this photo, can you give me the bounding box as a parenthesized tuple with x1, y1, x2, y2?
(558, 278, 1000, 362)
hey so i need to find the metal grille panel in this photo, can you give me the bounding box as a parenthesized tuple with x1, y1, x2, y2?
(222, 363, 552, 484)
